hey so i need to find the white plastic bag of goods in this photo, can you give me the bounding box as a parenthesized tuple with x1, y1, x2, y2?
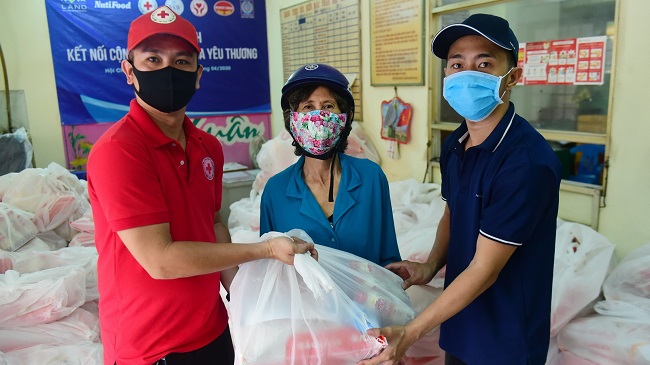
(69, 210, 95, 234)
(252, 130, 299, 194)
(17, 231, 67, 252)
(0, 307, 99, 352)
(229, 230, 413, 364)
(0, 342, 103, 365)
(68, 232, 96, 248)
(0, 265, 86, 327)
(389, 180, 445, 263)
(0, 203, 38, 252)
(1, 168, 79, 233)
(0, 172, 17, 201)
(0, 246, 98, 301)
(388, 179, 442, 209)
(227, 192, 262, 232)
(550, 220, 616, 336)
(402, 285, 445, 365)
(0, 127, 33, 176)
(557, 314, 650, 365)
(600, 243, 650, 316)
(347, 122, 381, 164)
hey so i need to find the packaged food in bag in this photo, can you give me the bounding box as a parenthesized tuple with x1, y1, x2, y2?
(229, 230, 414, 364)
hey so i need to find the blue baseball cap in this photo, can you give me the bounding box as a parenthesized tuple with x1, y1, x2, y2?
(431, 13, 519, 63)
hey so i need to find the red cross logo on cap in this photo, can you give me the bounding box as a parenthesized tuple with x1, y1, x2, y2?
(151, 6, 176, 24)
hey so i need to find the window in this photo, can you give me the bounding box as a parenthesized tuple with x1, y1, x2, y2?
(429, 0, 616, 192)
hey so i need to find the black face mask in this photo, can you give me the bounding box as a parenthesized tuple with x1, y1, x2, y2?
(129, 61, 199, 113)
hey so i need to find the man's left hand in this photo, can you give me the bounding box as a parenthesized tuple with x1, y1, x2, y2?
(357, 325, 414, 365)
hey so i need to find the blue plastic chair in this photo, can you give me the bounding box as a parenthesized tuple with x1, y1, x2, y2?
(569, 144, 605, 184)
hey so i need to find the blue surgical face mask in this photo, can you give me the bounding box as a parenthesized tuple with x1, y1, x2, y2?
(443, 68, 513, 122)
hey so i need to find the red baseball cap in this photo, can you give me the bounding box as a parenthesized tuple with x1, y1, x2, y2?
(127, 5, 200, 52)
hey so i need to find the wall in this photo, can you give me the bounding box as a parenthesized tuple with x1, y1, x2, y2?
(0, 1, 66, 168)
(597, 0, 650, 258)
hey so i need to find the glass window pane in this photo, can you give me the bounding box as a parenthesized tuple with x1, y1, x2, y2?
(435, 0, 615, 135)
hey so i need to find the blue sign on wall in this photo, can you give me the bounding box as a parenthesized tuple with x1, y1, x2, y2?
(45, 0, 270, 125)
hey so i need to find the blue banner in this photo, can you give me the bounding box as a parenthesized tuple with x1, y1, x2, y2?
(45, 0, 270, 125)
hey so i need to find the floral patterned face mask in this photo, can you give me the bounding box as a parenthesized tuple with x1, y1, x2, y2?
(290, 110, 347, 157)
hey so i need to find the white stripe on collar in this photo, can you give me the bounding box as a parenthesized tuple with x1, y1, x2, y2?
(492, 112, 515, 153)
(459, 130, 469, 145)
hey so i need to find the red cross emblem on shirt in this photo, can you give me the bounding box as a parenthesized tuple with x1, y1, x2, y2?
(202, 157, 215, 180)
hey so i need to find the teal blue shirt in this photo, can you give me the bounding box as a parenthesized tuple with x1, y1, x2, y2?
(260, 154, 401, 267)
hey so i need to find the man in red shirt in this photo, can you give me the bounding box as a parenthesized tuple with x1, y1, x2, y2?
(87, 6, 315, 365)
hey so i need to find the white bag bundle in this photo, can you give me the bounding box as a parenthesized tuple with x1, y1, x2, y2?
(0, 203, 38, 252)
(346, 122, 381, 164)
(252, 130, 299, 194)
(389, 179, 445, 263)
(69, 210, 95, 234)
(0, 342, 103, 365)
(68, 210, 96, 248)
(313, 244, 415, 328)
(550, 220, 616, 335)
(68, 232, 96, 248)
(0, 246, 98, 326)
(0, 307, 99, 352)
(17, 231, 68, 252)
(229, 230, 414, 365)
(557, 314, 650, 365)
(0, 265, 86, 327)
(228, 192, 262, 232)
(600, 243, 650, 315)
(1, 168, 79, 233)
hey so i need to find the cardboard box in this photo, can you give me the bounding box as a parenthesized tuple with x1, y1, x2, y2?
(577, 115, 607, 134)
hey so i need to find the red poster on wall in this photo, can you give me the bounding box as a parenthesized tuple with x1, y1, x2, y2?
(547, 39, 576, 85)
(520, 36, 606, 86)
(575, 36, 606, 85)
(522, 41, 550, 85)
(517, 45, 525, 84)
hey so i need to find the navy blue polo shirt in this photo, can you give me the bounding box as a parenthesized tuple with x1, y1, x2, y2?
(439, 103, 561, 364)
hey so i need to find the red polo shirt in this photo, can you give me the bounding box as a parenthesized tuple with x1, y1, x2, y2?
(88, 99, 227, 365)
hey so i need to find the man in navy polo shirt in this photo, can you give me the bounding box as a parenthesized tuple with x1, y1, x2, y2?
(360, 14, 561, 365)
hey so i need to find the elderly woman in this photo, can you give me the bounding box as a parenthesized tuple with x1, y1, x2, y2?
(259, 63, 400, 267)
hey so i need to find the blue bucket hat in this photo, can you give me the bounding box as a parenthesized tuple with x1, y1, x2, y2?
(431, 13, 519, 63)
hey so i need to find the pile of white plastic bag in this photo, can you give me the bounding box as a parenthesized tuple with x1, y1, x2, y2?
(228, 130, 648, 365)
(549, 243, 650, 365)
(0, 127, 648, 364)
(0, 163, 102, 364)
